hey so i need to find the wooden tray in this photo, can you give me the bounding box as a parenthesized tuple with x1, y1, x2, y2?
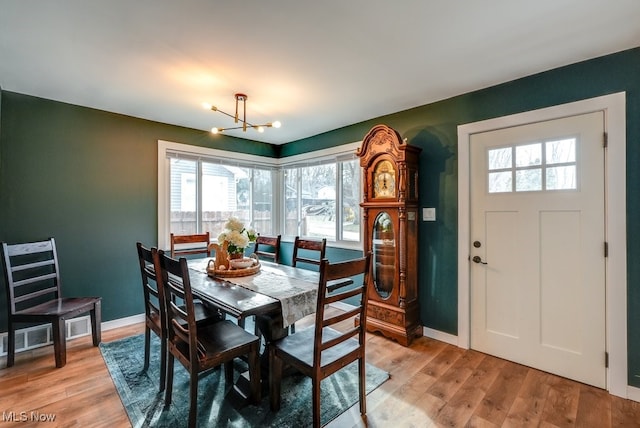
(207, 260, 261, 278)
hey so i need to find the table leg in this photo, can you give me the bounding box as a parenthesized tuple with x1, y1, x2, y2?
(234, 313, 289, 399)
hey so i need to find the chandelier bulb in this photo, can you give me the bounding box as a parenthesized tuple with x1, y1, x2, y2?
(272, 120, 282, 129)
(211, 127, 220, 134)
(257, 126, 265, 133)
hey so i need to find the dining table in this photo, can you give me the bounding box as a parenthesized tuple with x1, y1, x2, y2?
(186, 257, 321, 344)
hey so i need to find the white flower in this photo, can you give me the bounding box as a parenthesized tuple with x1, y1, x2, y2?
(226, 230, 249, 248)
(224, 217, 244, 233)
(217, 217, 257, 253)
(246, 227, 257, 242)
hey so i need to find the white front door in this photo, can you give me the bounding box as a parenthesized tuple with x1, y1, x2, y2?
(469, 111, 606, 388)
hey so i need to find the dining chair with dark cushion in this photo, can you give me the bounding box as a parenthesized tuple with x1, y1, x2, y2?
(1, 238, 102, 368)
(156, 249, 261, 428)
(269, 253, 371, 428)
(253, 234, 281, 264)
(170, 232, 211, 258)
(137, 242, 224, 392)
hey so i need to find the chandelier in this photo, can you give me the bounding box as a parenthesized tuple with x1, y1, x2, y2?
(203, 93, 281, 134)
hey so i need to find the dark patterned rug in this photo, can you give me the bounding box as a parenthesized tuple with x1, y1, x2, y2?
(100, 333, 389, 427)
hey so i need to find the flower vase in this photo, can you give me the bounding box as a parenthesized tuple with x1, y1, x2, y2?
(229, 251, 244, 260)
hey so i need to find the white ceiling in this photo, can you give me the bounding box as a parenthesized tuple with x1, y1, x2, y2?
(1, 1, 638, 145)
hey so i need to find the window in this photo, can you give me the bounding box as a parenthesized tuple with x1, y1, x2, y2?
(158, 140, 362, 250)
(488, 137, 578, 193)
(168, 157, 274, 240)
(283, 157, 360, 243)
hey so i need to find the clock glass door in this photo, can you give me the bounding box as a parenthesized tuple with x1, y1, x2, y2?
(372, 211, 395, 299)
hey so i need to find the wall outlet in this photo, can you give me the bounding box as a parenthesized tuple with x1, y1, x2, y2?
(423, 207, 436, 221)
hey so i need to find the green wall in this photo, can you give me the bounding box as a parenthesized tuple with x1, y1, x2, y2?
(0, 94, 276, 324)
(1, 47, 639, 386)
(283, 47, 640, 386)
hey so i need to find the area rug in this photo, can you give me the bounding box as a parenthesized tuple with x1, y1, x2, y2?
(100, 334, 389, 427)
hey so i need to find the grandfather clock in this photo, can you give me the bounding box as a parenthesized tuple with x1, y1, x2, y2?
(357, 124, 422, 346)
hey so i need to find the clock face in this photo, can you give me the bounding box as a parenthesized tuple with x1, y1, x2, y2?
(373, 160, 396, 198)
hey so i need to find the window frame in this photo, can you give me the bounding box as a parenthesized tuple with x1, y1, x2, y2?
(157, 140, 362, 251)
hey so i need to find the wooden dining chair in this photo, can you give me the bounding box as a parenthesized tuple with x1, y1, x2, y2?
(289, 236, 328, 333)
(170, 232, 211, 258)
(269, 254, 372, 428)
(253, 234, 281, 264)
(137, 243, 225, 392)
(292, 236, 327, 269)
(136, 242, 168, 391)
(1, 238, 102, 368)
(156, 249, 261, 428)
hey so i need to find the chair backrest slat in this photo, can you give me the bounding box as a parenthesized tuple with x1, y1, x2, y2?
(12, 272, 58, 288)
(319, 327, 359, 351)
(313, 254, 371, 366)
(322, 306, 361, 328)
(10, 259, 55, 272)
(5, 240, 54, 257)
(13, 286, 58, 304)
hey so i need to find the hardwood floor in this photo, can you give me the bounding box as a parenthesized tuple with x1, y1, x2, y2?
(1, 318, 639, 427)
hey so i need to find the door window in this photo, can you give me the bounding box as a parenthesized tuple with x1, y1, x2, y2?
(488, 137, 577, 193)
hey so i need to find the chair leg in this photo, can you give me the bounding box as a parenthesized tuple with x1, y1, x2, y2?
(248, 343, 261, 404)
(269, 347, 282, 411)
(6, 321, 15, 368)
(358, 357, 367, 417)
(312, 377, 321, 428)
(143, 327, 151, 371)
(224, 360, 234, 384)
(189, 371, 199, 428)
(164, 353, 174, 408)
(52, 318, 67, 368)
(159, 337, 167, 392)
(90, 301, 102, 346)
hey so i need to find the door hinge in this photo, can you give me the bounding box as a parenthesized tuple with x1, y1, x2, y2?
(603, 132, 608, 148)
(605, 241, 609, 258)
(605, 351, 609, 368)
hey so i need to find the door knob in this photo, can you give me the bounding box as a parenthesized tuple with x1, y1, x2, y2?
(472, 255, 488, 265)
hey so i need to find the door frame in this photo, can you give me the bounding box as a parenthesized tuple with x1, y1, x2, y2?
(457, 92, 627, 398)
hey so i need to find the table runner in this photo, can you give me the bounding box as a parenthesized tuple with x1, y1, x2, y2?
(189, 261, 318, 328)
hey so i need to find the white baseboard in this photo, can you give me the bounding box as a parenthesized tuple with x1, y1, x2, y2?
(627, 385, 640, 402)
(422, 326, 459, 346)
(102, 313, 145, 331)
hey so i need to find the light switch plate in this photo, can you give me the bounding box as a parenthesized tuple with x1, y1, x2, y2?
(423, 207, 436, 221)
